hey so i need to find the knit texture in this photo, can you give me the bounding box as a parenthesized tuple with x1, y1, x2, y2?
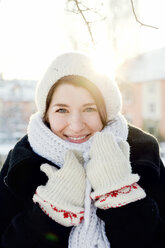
(87, 132, 146, 208)
(33, 151, 86, 226)
(27, 112, 136, 248)
(69, 205, 109, 247)
(35, 52, 122, 121)
(95, 183, 146, 209)
(87, 133, 140, 197)
(27, 112, 128, 167)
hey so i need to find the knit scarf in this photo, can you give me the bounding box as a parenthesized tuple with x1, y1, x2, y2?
(27, 112, 128, 248)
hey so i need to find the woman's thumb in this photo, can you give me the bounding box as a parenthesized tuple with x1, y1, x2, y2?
(40, 163, 56, 178)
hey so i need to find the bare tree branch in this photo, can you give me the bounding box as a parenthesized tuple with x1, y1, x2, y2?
(65, 8, 80, 14)
(131, 0, 158, 29)
(66, 0, 106, 46)
(79, 3, 103, 16)
(74, 0, 95, 45)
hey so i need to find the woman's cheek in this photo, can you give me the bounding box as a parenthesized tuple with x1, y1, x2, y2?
(49, 115, 67, 133)
(84, 113, 103, 131)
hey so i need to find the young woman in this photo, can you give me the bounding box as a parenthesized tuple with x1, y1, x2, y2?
(0, 52, 165, 248)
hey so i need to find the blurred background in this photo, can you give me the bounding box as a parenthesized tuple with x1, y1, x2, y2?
(0, 0, 165, 167)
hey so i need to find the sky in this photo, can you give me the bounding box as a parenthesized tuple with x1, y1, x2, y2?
(138, 0, 165, 52)
(1, 0, 165, 80)
(0, 0, 67, 80)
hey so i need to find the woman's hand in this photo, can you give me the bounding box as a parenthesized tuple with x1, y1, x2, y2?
(33, 150, 86, 226)
(86, 132, 145, 208)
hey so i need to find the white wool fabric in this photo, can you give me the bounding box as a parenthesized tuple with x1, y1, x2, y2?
(33, 155, 86, 227)
(35, 52, 122, 121)
(27, 112, 129, 248)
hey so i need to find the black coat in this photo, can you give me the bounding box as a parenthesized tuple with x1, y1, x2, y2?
(0, 125, 165, 248)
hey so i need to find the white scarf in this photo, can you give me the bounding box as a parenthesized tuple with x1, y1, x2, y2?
(27, 112, 128, 248)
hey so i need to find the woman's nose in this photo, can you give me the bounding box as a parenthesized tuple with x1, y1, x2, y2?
(68, 114, 85, 132)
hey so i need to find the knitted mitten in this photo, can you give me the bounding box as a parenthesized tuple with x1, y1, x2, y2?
(33, 150, 85, 226)
(86, 132, 146, 209)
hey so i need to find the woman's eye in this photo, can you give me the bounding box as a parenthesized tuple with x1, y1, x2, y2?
(56, 108, 68, 113)
(85, 107, 97, 112)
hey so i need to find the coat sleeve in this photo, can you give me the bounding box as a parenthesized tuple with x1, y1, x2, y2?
(0, 152, 71, 248)
(96, 133, 165, 248)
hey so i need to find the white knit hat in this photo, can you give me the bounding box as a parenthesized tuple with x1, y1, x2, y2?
(35, 52, 122, 121)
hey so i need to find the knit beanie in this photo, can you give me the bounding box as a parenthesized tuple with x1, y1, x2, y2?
(35, 52, 122, 121)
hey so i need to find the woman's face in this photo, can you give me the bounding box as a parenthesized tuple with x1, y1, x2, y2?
(46, 83, 103, 143)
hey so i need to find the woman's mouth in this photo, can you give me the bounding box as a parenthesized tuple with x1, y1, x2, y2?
(64, 134, 90, 143)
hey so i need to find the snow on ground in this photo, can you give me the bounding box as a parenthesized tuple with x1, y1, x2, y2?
(0, 143, 16, 169)
(162, 158, 165, 166)
(160, 142, 165, 166)
(0, 143, 15, 155)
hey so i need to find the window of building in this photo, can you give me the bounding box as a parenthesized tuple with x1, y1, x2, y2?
(149, 103, 156, 113)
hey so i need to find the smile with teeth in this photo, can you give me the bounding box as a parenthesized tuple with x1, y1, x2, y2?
(67, 135, 88, 141)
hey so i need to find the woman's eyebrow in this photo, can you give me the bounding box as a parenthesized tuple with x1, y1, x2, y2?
(52, 103, 69, 107)
(83, 103, 96, 107)
(53, 103, 96, 107)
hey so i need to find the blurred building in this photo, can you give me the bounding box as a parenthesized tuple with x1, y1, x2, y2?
(0, 77, 36, 143)
(117, 47, 165, 141)
(0, 77, 37, 167)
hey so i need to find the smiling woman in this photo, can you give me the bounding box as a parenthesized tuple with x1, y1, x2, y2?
(43, 75, 107, 128)
(45, 81, 103, 143)
(1, 51, 165, 248)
